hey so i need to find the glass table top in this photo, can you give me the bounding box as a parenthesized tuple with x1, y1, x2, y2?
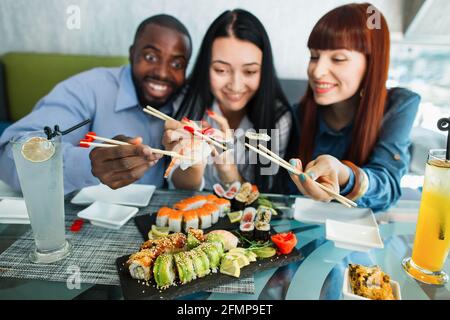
(0, 189, 448, 300)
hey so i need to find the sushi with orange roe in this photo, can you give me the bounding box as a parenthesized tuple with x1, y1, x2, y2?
(213, 198, 231, 217)
(183, 210, 199, 232)
(168, 210, 183, 233)
(174, 195, 207, 211)
(205, 194, 219, 203)
(156, 207, 173, 227)
(202, 203, 220, 224)
(197, 208, 212, 229)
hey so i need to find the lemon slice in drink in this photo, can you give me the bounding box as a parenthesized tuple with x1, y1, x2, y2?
(21, 137, 56, 162)
(220, 258, 241, 277)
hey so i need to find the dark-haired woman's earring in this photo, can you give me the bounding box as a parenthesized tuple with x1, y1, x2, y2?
(360, 89, 365, 98)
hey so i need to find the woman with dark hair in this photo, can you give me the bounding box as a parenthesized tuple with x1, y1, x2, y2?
(286, 3, 420, 211)
(163, 9, 292, 192)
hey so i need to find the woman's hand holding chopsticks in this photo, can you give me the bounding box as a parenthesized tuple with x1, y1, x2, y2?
(288, 155, 351, 203)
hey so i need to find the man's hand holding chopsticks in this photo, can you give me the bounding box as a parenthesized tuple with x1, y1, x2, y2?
(89, 135, 162, 189)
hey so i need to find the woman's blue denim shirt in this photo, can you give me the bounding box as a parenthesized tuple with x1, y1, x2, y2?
(288, 87, 420, 212)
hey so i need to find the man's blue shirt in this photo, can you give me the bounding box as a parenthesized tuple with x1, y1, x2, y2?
(0, 65, 181, 194)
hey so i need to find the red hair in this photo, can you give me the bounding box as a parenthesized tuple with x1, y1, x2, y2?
(298, 3, 390, 166)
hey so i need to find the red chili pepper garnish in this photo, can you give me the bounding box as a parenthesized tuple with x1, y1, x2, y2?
(271, 232, 297, 254)
(206, 109, 215, 117)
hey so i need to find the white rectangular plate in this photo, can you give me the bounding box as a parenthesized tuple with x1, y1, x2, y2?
(71, 184, 155, 207)
(326, 219, 384, 252)
(0, 199, 30, 224)
(293, 197, 378, 228)
(77, 201, 138, 229)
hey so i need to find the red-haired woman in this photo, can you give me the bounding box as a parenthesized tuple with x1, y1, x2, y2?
(285, 3, 420, 211)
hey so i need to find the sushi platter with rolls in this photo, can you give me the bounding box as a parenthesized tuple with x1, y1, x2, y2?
(133, 181, 281, 241)
(115, 225, 302, 299)
(116, 183, 302, 299)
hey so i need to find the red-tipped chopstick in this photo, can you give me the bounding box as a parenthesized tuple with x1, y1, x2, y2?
(79, 133, 193, 160)
(183, 126, 227, 150)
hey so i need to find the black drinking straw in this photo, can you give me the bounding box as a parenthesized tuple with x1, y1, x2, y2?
(437, 117, 450, 161)
(44, 119, 91, 140)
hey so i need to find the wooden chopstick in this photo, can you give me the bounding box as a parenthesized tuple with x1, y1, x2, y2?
(258, 144, 357, 207)
(144, 105, 227, 151)
(85, 134, 129, 146)
(245, 143, 357, 208)
(184, 126, 228, 151)
(144, 106, 173, 121)
(80, 141, 117, 148)
(258, 144, 292, 168)
(83, 134, 191, 160)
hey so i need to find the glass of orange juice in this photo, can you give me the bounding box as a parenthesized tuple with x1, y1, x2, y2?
(402, 149, 450, 285)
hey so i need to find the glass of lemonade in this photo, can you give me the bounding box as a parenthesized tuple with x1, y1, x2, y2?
(10, 131, 71, 263)
(402, 149, 450, 285)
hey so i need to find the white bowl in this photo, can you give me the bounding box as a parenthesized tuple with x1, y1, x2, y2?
(342, 267, 402, 300)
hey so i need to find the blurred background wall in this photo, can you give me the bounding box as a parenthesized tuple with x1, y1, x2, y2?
(0, 0, 405, 79)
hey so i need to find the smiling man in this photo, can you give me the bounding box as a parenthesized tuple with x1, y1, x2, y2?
(0, 15, 192, 193)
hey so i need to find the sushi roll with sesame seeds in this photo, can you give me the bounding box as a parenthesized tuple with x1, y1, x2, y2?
(199, 242, 222, 271)
(174, 252, 196, 284)
(198, 208, 212, 229)
(127, 249, 155, 281)
(156, 207, 172, 227)
(188, 248, 210, 278)
(214, 198, 231, 217)
(168, 210, 183, 233)
(203, 203, 220, 224)
(153, 253, 176, 289)
(183, 210, 199, 232)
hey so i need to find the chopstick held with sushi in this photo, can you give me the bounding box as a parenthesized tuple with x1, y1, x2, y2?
(244, 143, 357, 208)
(79, 132, 193, 160)
(143, 105, 228, 151)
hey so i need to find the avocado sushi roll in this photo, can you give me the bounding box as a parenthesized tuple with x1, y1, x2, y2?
(199, 242, 222, 271)
(174, 252, 196, 285)
(153, 253, 176, 289)
(187, 228, 204, 250)
(188, 248, 211, 278)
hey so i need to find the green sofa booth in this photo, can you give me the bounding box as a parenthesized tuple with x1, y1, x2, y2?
(0, 52, 128, 134)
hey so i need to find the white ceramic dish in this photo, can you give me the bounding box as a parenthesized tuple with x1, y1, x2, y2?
(293, 197, 378, 228)
(77, 201, 138, 230)
(342, 267, 402, 300)
(0, 199, 30, 224)
(71, 184, 155, 207)
(326, 219, 384, 252)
